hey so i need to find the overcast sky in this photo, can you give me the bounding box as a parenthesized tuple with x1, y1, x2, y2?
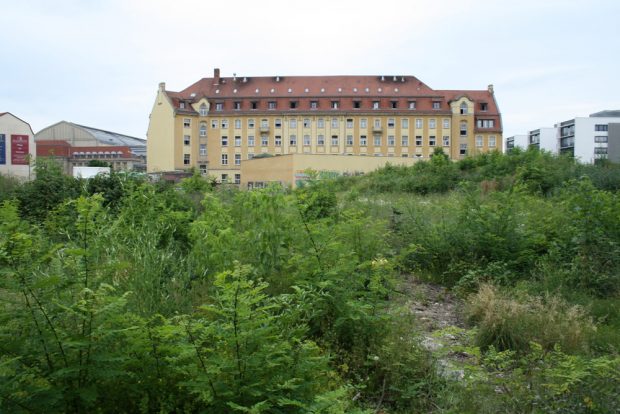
(1, 0, 618, 139)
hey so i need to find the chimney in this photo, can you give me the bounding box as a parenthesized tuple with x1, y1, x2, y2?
(488, 84, 494, 94)
(158, 82, 166, 92)
(214, 68, 220, 85)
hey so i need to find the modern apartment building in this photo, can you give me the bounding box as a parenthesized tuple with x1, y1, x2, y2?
(556, 111, 620, 163)
(147, 69, 503, 182)
(508, 110, 620, 163)
(0, 112, 36, 180)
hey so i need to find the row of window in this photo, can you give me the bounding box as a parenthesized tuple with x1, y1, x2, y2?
(207, 99, 442, 112)
(204, 117, 452, 130)
(217, 134, 454, 147)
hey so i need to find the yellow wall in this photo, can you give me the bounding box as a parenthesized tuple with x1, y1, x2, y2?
(146, 86, 176, 172)
(240, 153, 418, 188)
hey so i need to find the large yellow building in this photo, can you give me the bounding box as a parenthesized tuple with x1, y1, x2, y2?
(147, 69, 502, 184)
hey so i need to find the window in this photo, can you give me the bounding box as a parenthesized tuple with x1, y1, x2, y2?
(234, 119, 241, 129)
(200, 123, 207, 136)
(331, 118, 339, 128)
(235, 136, 241, 147)
(248, 135, 255, 146)
(346, 118, 354, 128)
(268, 101, 276, 110)
(275, 135, 282, 146)
(235, 154, 241, 165)
(261, 135, 268, 146)
(360, 118, 367, 128)
(215, 103, 223, 111)
(360, 135, 367, 146)
(408, 101, 416, 109)
(235, 174, 241, 184)
(460, 102, 468, 115)
(221, 136, 228, 146)
(401, 119, 409, 129)
(248, 119, 255, 128)
(289, 118, 297, 128)
(248, 153, 255, 160)
(310, 101, 318, 109)
(429, 136, 436, 146)
(480, 102, 488, 111)
(221, 154, 228, 165)
(460, 121, 468, 136)
(594, 147, 608, 154)
(211, 120, 219, 129)
(433, 101, 441, 110)
(234, 102, 241, 110)
(179, 102, 185, 109)
(443, 136, 450, 146)
(290, 101, 298, 109)
(221, 174, 228, 183)
(387, 118, 395, 128)
(183, 135, 190, 146)
(303, 118, 311, 128)
(595, 136, 608, 143)
(221, 119, 229, 129)
(402, 154, 409, 158)
(346, 135, 353, 145)
(199, 104, 207, 116)
(199, 144, 206, 156)
(401, 135, 409, 146)
(317, 118, 325, 128)
(275, 119, 282, 128)
(199, 164, 207, 174)
(415, 119, 423, 129)
(260, 119, 269, 128)
(391, 101, 398, 109)
(388, 135, 395, 146)
(183, 118, 191, 128)
(489, 136, 496, 148)
(184, 154, 190, 165)
(290, 135, 297, 145)
(476, 135, 483, 147)
(303, 135, 311, 145)
(429, 119, 436, 129)
(443, 119, 450, 129)
(459, 143, 467, 155)
(372, 101, 380, 109)
(331, 135, 339, 146)
(477, 119, 495, 128)
(595, 124, 608, 132)
(374, 135, 381, 146)
(317, 134, 325, 145)
(415, 136, 422, 146)
(374, 119, 381, 129)
(353, 100, 361, 109)
(251, 101, 258, 110)
(331, 101, 339, 109)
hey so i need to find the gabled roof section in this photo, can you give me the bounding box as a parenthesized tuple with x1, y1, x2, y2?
(0, 112, 35, 134)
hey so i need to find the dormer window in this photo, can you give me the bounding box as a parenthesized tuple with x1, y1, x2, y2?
(331, 101, 339, 109)
(215, 102, 223, 111)
(233, 101, 241, 110)
(372, 101, 380, 109)
(199, 104, 207, 116)
(310, 101, 318, 109)
(390, 101, 398, 109)
(353, 100, 361, 109)
(251, 101, 258, 110)
(460, 102, 468, 115)
(268, 101, 276, 110)
(408, 101, 416, 109)
(290, 101, 298, 109)
(433, 101, 441, 110)
(179, 102, 186, 109)
(480, 102, 488, 111)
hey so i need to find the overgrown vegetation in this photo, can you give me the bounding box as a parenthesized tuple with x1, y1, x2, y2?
(1, 150, 619, 413)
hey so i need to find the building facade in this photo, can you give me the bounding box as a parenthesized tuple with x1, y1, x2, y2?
(147, 69, 503, 183)
(509, 110, 620, 163)
(35, 121, 146, 174)
(0, 112, 36, 180)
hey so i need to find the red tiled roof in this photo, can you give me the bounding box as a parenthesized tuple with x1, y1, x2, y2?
(163, 71, 501, 123)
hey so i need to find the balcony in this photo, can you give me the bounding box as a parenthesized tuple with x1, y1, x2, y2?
(372, 126, 383, 133)
(259, 126, 270, 133)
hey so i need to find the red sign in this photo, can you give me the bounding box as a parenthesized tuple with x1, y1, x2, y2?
(11, 135, 29, 165)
